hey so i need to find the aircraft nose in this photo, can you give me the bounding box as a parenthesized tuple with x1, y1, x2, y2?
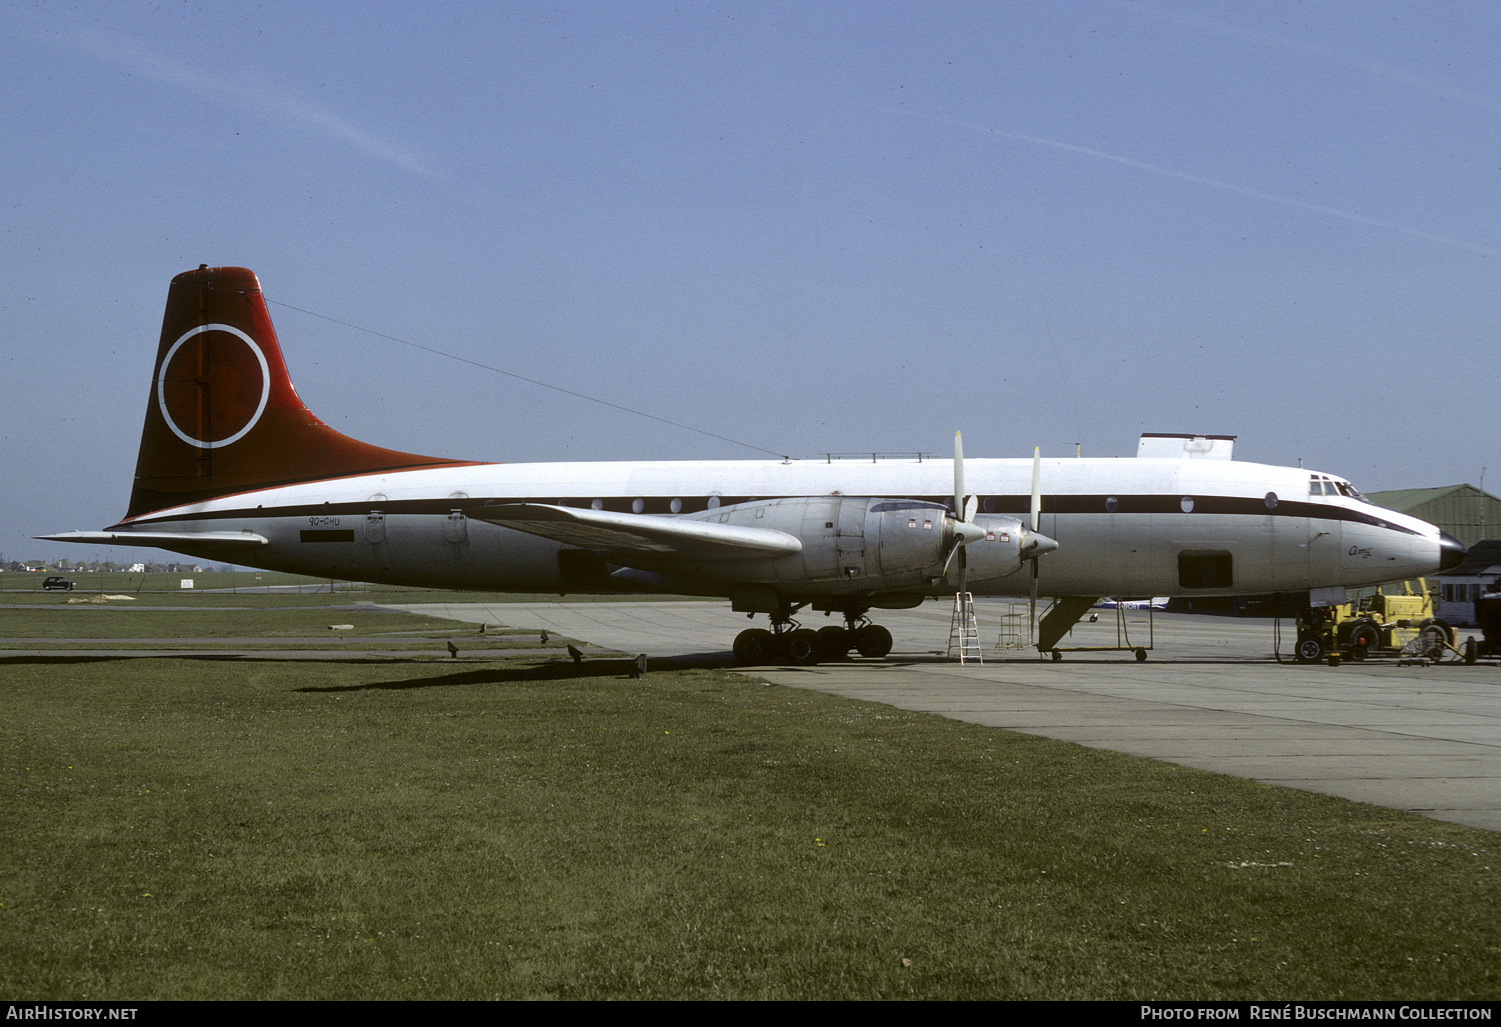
(1438, 531, 1467, 572)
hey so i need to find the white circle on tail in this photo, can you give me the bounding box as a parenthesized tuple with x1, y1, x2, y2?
(157, 324, 271, 449)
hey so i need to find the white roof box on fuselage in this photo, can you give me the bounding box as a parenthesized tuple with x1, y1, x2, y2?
(1136, 433, 1236, 460)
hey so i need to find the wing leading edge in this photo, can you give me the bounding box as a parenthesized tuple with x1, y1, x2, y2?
(38, 531, 269, 548)
(470, 504, 802, 560)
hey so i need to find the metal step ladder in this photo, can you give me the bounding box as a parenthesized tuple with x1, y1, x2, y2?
(947, 592, 983, 664)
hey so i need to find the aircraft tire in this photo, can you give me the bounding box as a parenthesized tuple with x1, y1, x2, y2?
(733, 628, 776, 666)
(816, 625, 851, 660)
(785, 629, 821, 665)
(1135, 648, 1147, 662)
(854, 624, 893, 658)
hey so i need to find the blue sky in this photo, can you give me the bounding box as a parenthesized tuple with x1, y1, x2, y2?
(4, 1, 1497, 566)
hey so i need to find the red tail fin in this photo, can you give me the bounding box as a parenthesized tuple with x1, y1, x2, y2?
(126, 266, 472, 519)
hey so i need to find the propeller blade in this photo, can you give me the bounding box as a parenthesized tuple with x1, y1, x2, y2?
(954, 430, 965, 519)
(1029, 556, 1039, 648)
(1030, 446, 1042, 648)
(939, 539, 970, 591)
(941, 539, 961, 578)
(1030, 446, 1042, 534)
(944, 430, 985, 550)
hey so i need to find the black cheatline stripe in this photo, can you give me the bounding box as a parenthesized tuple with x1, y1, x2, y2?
(123, 494, 1421, 536)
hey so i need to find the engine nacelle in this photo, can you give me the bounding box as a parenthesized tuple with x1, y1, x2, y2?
(675, 496, 1031, 594)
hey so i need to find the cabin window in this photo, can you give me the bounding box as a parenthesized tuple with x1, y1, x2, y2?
(707, 495, 721, 509)
(1179, 551, 1233, 589)
(1180, 497, 1195, 513)
(669, 498, 682, 514)
(1265, 492, 1278, 510)
(1105, 497, 1119, 513)
(591, 499, 604, 511)
(631, 498, 645, 514)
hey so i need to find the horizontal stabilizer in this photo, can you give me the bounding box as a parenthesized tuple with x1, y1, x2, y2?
(471, 504, 802, 560)
(38, 531, 269, 548)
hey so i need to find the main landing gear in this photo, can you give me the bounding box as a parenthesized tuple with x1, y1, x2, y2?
(731, 606, 894, 666)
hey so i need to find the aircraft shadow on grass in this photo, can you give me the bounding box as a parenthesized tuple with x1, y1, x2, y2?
(294, 656, 678, 692)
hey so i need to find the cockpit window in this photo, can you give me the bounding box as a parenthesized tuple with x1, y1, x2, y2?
(1314, 474, 1374, 504)
(1310, 475, 1372, 502)
(1336, 480, 1372, 503)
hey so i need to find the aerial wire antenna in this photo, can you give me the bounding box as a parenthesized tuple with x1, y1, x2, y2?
(1033, 281, 1084, 443)
(267, 298, 791, 459)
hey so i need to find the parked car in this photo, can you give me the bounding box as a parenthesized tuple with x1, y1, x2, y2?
(42, 576, 75, 591)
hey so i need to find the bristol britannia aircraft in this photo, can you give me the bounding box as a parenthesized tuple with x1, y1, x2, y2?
(43, 266, 1465, 664)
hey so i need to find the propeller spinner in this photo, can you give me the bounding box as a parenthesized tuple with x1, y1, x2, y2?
(942, 432, 982, 591)
(943, 435, 1058, 595)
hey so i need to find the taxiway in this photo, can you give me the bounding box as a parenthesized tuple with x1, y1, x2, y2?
(393, 599, 1501, 833)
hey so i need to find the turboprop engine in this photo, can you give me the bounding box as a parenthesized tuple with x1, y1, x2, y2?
(671, 495, 1041, 594)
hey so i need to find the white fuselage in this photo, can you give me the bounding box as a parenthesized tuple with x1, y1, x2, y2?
(112, 455, 1447, 601)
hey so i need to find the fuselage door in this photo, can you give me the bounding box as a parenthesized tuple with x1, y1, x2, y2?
(365, 493, 387, 544)
(1257, 487, 1309, 592)
(443, 492, 469, 544)
(834, 497, 866, 578)
(1302, 477, 1344, 585)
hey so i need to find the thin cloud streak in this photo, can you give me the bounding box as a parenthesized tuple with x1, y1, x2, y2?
(39, 21, 437, 182)
(892, 109, 1499, 258)
(1120, 2, 1501, 118)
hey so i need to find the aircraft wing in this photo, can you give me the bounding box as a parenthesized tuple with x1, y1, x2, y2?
(471, 504, 802, 560)
(37, 531, 269, 548)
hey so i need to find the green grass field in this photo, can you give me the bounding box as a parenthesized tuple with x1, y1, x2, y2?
(1, 594, 1497, 1000)
(0, 569, 704, 607)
